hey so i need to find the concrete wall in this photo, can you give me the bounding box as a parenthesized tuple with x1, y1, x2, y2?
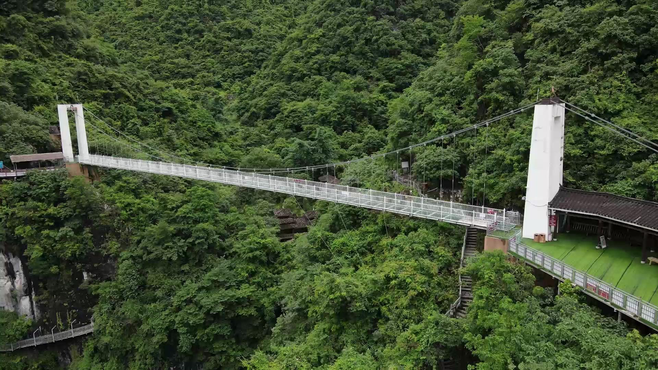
(484, 236, 509, 253)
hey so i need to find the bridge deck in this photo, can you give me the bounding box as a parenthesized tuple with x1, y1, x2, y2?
(80, 155, 519, 231)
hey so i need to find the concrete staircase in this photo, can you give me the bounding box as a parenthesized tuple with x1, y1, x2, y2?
(441, 359, 455, 370)
(455, 228, 478, 319)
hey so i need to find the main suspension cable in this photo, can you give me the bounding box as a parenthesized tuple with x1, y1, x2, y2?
(560, 100, 658, 151)
(86, 110, 193, 164)
(563, 106, 658, 154)
(85, 102, 538, 173)
(85, 119, 170, 162)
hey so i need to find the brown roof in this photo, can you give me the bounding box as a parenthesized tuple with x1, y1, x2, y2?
(550, 187, 658, 233)
(10, 152, 64, 163)
(278, 217, 297, 225)
(319, 174, 340, 184)
(280, 219, 310, 230)
(273, 209, 293, 218)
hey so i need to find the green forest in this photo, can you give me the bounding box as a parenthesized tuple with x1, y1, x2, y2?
(1, 0, 657, 369)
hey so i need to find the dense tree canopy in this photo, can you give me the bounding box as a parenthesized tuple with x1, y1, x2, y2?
(1, 0, 658, 369)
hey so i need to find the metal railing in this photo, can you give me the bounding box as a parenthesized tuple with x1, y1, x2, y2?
(0, 323, 94, 352)
(0, 170, 27, 178)
(80, 155, 520, 231)
(509, 231, 658, 327)
(0, 167, 62, 178)
(391, 171, 426, 197)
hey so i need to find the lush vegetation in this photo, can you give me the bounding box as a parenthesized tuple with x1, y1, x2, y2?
(1, 0, 658, 369)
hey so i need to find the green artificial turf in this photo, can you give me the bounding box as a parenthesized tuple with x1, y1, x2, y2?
(523, 233, 582, 260)
(562, 240, 604, 271)
(616, 259, 658, 302)
(521, 232, 658, 305)
(651, 288, 658, 307)
(490, 227, 521, 240)
(586, 240, 635, 285)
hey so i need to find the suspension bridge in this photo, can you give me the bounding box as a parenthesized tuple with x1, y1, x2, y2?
(2, 98, 657, 351)
(60, 101, 542, 232)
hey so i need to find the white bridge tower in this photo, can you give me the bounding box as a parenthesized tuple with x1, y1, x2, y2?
(522, 98, 565, 239)
(57, 104, 89, 163)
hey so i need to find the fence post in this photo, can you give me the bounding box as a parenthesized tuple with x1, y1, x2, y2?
(583, 274, 588, 289)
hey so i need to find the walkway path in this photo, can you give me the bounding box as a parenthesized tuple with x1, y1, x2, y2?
(79, 155, 519, 231)
(0, 323, 94, 352)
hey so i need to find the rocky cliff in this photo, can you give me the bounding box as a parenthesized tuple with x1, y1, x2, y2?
(0, 251, 40, 321)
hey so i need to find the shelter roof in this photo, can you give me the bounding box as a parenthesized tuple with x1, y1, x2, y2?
(10, 152, 64, 163)
(550, 187, 658, 233)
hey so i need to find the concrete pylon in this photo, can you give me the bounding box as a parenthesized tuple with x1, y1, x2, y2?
(522, 98, 565, 240)
(57, 104, 88, 162)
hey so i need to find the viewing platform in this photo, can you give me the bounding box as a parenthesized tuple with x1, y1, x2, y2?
(523, 234, 658, 306)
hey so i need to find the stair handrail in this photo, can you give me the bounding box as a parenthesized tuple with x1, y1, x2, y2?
(446, 228, 468, 316)
(458, 228, 467, 299)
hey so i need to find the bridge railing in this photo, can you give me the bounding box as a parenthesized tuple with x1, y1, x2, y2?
(0, 167, 62, 178)
(509, 231, 658, 327)
(0, 169, 27, 178)
(0, 323, 94, 352)
(80, 155, 520, 231)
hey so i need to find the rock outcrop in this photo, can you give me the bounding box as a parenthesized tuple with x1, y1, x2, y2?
(0, 251, 40, 320)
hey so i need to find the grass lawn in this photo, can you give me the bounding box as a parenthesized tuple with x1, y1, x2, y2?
(521, 232, 658, 304)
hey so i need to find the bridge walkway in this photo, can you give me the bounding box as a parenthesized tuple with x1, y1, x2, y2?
(79, 155, 519, 231)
